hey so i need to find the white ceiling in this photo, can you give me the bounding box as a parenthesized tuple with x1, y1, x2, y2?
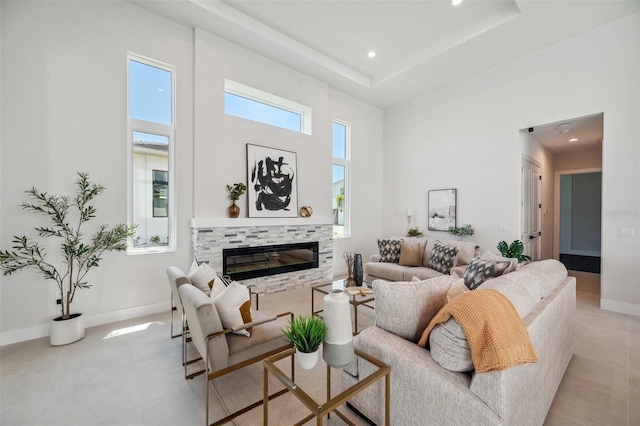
(130, 0, 640, 109)
(528, 113, 603, 154)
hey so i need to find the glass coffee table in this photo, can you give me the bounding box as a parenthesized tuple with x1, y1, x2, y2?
(263, 347, 390, 425)
(311, 279, 375, 335)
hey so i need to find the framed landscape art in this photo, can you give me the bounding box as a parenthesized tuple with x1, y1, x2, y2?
(247, 144, 298, 218)
(428, 189, 457, 231)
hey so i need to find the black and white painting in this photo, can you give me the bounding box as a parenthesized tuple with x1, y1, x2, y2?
(428, 189, 457, 231)
(247, 144, 298, 218)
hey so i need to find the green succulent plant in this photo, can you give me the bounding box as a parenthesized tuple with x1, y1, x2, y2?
(406, 227, 424, 237)
(497, 240, 532, 263)
(226, 182, 247, 201)
(282, 315, 327, 353)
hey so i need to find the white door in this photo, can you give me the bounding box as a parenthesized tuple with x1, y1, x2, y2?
(521, 158, 542, 261)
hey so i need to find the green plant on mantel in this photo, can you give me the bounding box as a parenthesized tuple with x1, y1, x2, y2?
(226, 182, 247, 201)
(406, 227, 424, 237)
(449, 224, 475, 239)
(282, 315, 327, 353)
(0, 172, 137, 319)
(497, 240, 532, 263)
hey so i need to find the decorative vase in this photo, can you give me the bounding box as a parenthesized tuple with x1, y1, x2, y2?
(299, 206, 313, 217)
(345, 267, 355, 287)
(322, 290, 354, 368)
(50, 313, 85, 346)
(353, 254, 363, 286)
(228, 200, 240, 218)
(296, 348, 319, 370)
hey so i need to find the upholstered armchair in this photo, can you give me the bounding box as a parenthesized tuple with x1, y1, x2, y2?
(178, 283, 293, 426)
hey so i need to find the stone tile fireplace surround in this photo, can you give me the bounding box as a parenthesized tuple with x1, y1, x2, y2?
(191, 218, 333, 294)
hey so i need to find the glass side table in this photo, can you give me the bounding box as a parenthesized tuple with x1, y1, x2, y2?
(311, 279, 375, 335)
(263, 347, 390, 426)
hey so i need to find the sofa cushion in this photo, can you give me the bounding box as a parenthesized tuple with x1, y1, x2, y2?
(427, 241, 459, 275)
(462, 257, 512, 290)
(429, 317, 473, 372)
(447, 278, 468, 302)
(423, 239, 476, 267)
(373, 275, 453, 343)
(402, 267, 444, 281)
(399, 239, 425, 266)
(377, 238, 403, 263)
(365, 261, 407, 282)
(212, 281, 253, 337)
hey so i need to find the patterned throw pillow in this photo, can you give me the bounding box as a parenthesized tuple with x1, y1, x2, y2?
(462, 257, 512, 290)
(428, 241, 459, 274)
(377, 238, 403, 263)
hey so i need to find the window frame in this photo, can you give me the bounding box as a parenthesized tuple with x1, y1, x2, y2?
(224, 79, 312, 135)
(127, 53, 176, 254)
(332, 119, 351, 238)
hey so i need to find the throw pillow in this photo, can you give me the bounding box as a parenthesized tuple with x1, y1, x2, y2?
(212, 281, 253, 337)
(462, 257, 512, 290)
(399, 240, 424, 267)
(480, 250, 518, 274)
(446, 278, 468, 302)
(187, 262, 217, 296)
(427, 241, 459, 275)
(377, 238, 402, 263)
(372, 275, 453, 343)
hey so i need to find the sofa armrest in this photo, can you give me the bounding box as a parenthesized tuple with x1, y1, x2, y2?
(370, 254, 381, 262)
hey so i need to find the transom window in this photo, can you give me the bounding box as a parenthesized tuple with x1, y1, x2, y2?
(127, 54, 176, 253)
(224, 79, 312, 135)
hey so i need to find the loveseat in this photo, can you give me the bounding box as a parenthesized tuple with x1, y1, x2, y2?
(364, 237, 478, 283)
(343, 259, 575, 425)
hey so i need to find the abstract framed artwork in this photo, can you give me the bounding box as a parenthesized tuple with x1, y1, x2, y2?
(247, 144, 298, 218)
(428, 189, 457, 231)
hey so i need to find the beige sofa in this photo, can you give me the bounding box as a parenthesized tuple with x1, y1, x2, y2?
(343, 259, 576, 425)
(364, 237, 477, 282)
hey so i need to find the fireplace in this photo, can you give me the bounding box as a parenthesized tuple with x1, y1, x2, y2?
(223, 241, 319, 281)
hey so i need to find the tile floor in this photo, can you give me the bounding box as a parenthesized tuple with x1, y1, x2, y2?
(1, 271, 638, 425)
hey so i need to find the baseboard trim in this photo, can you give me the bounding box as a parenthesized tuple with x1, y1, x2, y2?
(0, 301, 168, 346)
(600, 298, 640, 317)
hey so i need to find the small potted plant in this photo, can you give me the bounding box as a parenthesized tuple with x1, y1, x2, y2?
(497, 240, 532, 264)
(449, 224, 475, 241)
(282, 315, 327, 369)
(226, 182, 247, 218)
(406, 227, 424, 237)
(0, 172, 136, 345)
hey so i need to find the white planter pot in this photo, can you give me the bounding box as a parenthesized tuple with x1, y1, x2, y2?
(50, 313, 85, 346)
(296, 348, 319, 370)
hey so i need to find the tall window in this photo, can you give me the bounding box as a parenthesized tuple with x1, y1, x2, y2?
(333, 120, 350, 237)
(128, 54, 175, 253)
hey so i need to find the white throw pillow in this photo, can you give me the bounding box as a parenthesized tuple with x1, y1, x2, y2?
(187, 262, 217, 296)
(212, 281, 253, 337)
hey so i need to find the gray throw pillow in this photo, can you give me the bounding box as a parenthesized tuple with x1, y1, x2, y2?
(462, 257, 512, 290)
(373, 275, 453, 343)
(377, 238, 403, 263)
(427, 241, 459, 274)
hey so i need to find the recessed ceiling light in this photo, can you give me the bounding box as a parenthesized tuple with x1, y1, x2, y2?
(367, 51, 376, 58)
(569, 138, 579, 142)
(452, 0, 463, 5)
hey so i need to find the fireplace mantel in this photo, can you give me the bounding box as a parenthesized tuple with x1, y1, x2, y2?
(191, 217, 332, 229)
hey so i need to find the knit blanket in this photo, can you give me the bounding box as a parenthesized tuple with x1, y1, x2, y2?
(417, 289, 538, 373)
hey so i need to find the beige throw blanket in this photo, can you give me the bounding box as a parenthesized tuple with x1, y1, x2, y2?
(418, 289, 538, 373)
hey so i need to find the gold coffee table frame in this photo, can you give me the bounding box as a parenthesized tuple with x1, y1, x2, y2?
(311, 280, 375, 335)
(263, 347, 390, 426)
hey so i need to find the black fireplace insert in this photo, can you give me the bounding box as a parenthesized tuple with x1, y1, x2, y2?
(223, 241, 319, 281)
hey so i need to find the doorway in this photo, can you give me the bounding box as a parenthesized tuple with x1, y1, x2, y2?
(521, 157, 541, 261)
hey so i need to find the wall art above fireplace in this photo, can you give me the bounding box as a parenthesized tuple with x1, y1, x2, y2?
(247, 144, 298, 218)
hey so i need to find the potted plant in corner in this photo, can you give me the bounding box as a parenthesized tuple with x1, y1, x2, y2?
(0, 172, 136, 346)
(282, 315, 327, 370)
(497, 240, 532, 264)
(226, 182, 247, 218)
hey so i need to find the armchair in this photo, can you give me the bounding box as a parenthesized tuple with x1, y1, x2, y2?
(178, 283, 294, 426)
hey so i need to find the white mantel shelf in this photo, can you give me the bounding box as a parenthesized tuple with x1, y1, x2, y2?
(191, 217, 333, 228)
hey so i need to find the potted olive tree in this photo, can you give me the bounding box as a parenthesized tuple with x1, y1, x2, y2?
(282, 315, 327, 370)
(0, 172, 136, 345)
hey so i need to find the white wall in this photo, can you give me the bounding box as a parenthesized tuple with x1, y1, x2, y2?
(0, 1, 195, 344)
(384, 13, 640, 315)
(554, 146, 602, 171)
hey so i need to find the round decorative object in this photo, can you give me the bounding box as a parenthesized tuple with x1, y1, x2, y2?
(228, 201, 240, 218)
(296, 348, 319, 370)
(299, 206, 313, 217)
(50, 313, 85, 346)
(353, 254, 363, 286)
(322, 290, 354, 368)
